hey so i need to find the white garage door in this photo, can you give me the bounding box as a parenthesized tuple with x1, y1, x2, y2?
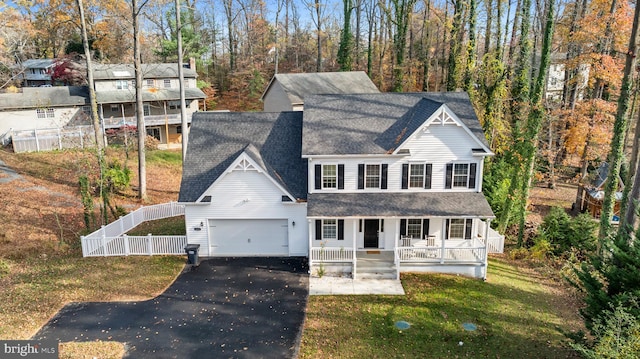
(208, 219, 289, 256)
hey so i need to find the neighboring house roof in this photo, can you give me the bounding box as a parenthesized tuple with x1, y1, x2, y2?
(302, 92, 489, 156)
(18, 59, 56, 69)
(178, 111, 306, 203)
(93, 63, 198, 80)
(0, 86, 89, 110)
(586, 162, 623, 201)
(260, 71, 379, 105)
(96, 88, 206, 104)
(307, 192, 495, 218)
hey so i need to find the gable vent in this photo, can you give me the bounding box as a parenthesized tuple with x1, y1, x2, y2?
(233, 158, 257, 172)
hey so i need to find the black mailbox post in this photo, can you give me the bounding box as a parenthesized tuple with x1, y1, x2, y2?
(184, 244, 201, 266)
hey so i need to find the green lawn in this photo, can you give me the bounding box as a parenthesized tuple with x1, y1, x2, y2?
(300, 258, 582, 358)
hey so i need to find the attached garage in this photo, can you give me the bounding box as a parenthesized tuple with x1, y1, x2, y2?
(208, 219, 289, 256)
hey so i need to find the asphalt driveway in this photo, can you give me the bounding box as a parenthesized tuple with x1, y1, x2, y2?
(33, 257, 309, 358)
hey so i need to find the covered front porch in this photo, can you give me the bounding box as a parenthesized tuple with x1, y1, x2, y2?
(306, 192, 504, 280)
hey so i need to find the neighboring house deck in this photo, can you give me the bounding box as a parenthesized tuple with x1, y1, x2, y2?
(15, 59, 57, 87)
(179, 91, 504, 280)
(260, 71, 380, 112)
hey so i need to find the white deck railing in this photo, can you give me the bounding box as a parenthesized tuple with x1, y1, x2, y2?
(395, 238, 486, 263)
(477, 221, 505, 253)
(81, 202, 186, 257)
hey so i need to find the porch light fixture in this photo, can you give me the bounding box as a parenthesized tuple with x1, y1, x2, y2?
(292, 221, 296, 227)
(199, 221, 204, 227)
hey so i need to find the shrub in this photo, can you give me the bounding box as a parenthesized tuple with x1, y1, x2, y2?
(536, 207, 597, 256)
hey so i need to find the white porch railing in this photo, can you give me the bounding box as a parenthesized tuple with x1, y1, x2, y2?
(477, 221, 505, 253)
(395, 238, 486, 263)
(81, 202, 186, 257)
(309, 246, 354, 264)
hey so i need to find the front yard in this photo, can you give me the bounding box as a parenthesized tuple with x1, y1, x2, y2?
(300, 258, 583, 358)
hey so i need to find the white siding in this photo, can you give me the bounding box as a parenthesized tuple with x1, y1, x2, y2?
(0, 107, 81, 134)
(185, 170, 307, 257)
(308, 123, 485, 193)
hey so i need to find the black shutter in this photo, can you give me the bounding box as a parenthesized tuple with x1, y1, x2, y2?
(400, 219, 406, 237)
(358, 164, 365, 189)
(338, 164, 345, 189)
(338, 220, 344, 240)
(468, 163, 477, 189)
(315, 220, 322, 240)
(380, 219, 384, 232)
(445, 219, 450, 239)
(314, 165, 322, 190)
(425, 164, 432, 189)
(381, 164, 388, 189)
(401, 164, 409, 189)
(465, 219, 472, 239)
(422, 219, 430, 238)
(445, 164, 453, 189)
(359, 219, 362, 232)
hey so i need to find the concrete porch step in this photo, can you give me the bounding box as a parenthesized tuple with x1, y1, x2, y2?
(356, 263, 397, 280)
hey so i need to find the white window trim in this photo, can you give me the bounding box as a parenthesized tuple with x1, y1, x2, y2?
(406, 219, 424, 239)
(409, 163, 426, 188)
(365, 164, 381, 189)
(322, 219, 337, 240)
(322, 164, 338, 189)
(450, 163, 471, 188)
(448, 218, 471, 240)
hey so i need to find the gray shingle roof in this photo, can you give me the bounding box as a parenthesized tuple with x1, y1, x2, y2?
(302, 92, 489, 155)
(95, 88, 205, 104)
(178, 111, 306, 202)
(93, 63, 197, 80)
(0, 86, 88, 110)
(262, 71, 380, 104)
(307, 192, 495, 218)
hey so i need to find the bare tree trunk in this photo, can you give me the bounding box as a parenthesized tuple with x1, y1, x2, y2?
(133, 0, 146, 199)
(316, 0, 323, 72)
(176, 0, 188, 161)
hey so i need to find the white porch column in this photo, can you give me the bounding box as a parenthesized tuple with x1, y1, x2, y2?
(441, 219, 446, 264)
(352, 219, 357, 280)
(308, 219, 313, 268)
(483, 218, 491, 280)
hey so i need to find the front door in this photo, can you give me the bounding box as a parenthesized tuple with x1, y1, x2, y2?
(364, 219, 379, 248)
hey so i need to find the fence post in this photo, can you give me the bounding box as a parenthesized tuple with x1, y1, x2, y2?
(119, 216, 124, 235)
(147, 233, 153, 255)
(123, 234, 130, 256)
(34, 129, 40, 152)
(58, 128, 62, 150)
(81, 235, 86, 257)
(79, 127, 83, 148)
(101, 233, 107, 257)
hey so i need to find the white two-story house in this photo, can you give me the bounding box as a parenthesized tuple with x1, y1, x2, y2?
(178, 92, 504, 280)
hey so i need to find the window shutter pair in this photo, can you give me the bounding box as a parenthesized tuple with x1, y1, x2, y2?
(402, 164, 432, 189)
(358, 164, 387, 189)
(314, 164, 344, 190)
(445, 163, 477, 189)
(314, 219, 344, 240)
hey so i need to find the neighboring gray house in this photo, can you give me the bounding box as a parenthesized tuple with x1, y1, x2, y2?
(15, 59, 57, 87)
(260, 71, 379, 112)
(94, 63, 206, 146)
(179, 92, 504, 280)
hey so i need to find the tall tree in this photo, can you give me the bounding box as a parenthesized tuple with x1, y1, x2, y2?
(383, 0, 418, 91)
(446, 0, 465, 91)
(463, 0, 476, 93)
(132, 0, 147, 199)
(337, 0, 354, 70)
(600, 0, 640, 239)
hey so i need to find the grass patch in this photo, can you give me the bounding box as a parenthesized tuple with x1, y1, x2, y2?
(300, 258, 582, 358)
(146, 150, 182, 166)
(127, 216, 186, 236)
(0, 254, 184, 340)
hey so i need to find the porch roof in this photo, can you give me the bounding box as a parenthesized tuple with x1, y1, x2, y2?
(307, 192, 495, 218)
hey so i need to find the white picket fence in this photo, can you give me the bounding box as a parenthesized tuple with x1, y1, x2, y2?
(81, 202, 187, 257)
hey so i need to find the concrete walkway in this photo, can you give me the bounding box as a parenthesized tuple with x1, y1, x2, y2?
(309, 276, 405, 295)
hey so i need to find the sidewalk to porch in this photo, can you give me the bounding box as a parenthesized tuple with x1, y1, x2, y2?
(309, 276, 405, 295)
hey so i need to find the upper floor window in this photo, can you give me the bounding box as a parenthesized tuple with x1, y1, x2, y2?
(116, 80, 128, 90)
(446, 218, 472, 239)
(314, 164, 344, 190)
(402, 163, 433, 189)
(169, 101, 181, 110)
(146, 79, 155, 87)
(163, 79, 171, 88)
(358, 164, 388, 189)
(110, 104, 119, 112)
(445, 163, 477, 189)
